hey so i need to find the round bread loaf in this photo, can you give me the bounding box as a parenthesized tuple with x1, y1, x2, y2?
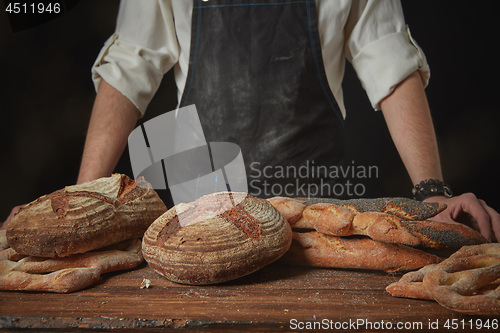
(142, 192, 292, 285)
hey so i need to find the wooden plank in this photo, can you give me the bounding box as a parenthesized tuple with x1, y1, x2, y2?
(0, 263, 496, 332)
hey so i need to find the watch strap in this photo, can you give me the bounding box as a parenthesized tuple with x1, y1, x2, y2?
(412, 179, 453, 201)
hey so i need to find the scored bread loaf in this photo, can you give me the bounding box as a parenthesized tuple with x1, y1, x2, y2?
(142, 192, 292, 285)
(7, 174, 167, 258)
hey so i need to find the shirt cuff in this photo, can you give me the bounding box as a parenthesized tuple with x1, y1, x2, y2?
(351, 26, 430, 110)
(91, 33, 167, 117)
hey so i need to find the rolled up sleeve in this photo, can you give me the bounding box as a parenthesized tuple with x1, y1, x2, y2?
(92, 0, 179, 117)
(346, 0, 430, 110)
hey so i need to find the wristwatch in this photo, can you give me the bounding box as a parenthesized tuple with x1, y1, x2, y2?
(412, 179, 453, 201)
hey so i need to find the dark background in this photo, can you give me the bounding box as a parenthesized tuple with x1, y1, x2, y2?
(1, 1, 499, 220)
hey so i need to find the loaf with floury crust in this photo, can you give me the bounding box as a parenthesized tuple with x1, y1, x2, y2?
(142, 192, 292, 285)
(7, 174, 167, 257)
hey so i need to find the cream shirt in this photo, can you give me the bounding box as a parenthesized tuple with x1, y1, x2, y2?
(92, 0, 429, 118)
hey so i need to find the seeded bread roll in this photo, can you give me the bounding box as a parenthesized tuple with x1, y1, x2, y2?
(304, 197, 447, 220)
(142, 192, 292, 285)
(269, 196, 486, 251)
(400, 220, 488, 251)
(7, 174, 167, 257)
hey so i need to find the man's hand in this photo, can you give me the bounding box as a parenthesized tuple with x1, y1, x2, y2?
(379, 71, 499, 242)
(424, 194, 500, 242)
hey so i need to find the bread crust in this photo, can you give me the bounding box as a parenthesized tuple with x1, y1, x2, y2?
(281, 231, 441, 272)
(142, 192, 292, 285)
(387, 243, 500, 315)
(400, 220, 488, 251)
(266, 197, 305, 224)
(269, 198, 421, 246)
(6, 174, 167, 257)
(0, 238, 143, 293)
(269, 196, 486, 251)
(304, 197, 447, 220)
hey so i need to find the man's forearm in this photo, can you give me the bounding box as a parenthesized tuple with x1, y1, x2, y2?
(380, 71, 442, 185)
(77, 81, 140, 184)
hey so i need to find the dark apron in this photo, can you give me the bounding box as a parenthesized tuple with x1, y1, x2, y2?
(179, 0, 345, 198)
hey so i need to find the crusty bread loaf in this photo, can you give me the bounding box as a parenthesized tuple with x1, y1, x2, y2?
(350, 211, 420, 246)
(266, 197, 305, 224)
(269, 196, 486, 251)
(385, 263, 439, 300)
(7, 174, 167, 257)
(387, 243, 500, 316)
(400, 220, 487, 251)
(291, 203, 420, 246)
(281, 231, 441, 272)
(304, 197, 447, 220)
(0, 230, 8, 251)
(142, 192, 292, 285)
(313, 204, 355, 236)
(0, 238, 143, 293)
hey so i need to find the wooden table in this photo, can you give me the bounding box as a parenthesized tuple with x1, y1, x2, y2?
(0, 263, 497, 332)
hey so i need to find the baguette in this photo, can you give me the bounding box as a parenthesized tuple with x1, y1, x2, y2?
(350, 211, 420, 246)
(269, 196, 486, 251)
(400, 220, 488, 251)
(266, 197, 305, 224)
(304, 197, 447, 220)
(270, 199, 420, 246)
(281, 231, 441, 272)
